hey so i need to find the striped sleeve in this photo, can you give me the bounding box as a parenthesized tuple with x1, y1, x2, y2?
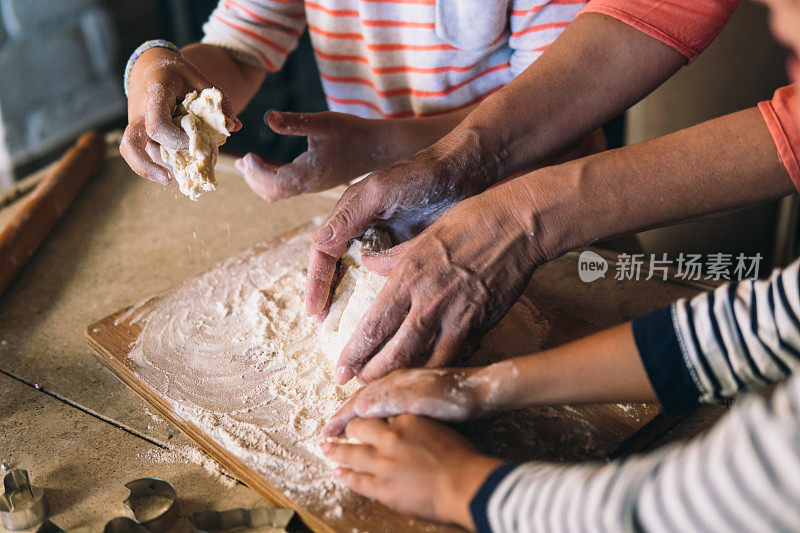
(201, 0, 306, 72)
(473, 372, 800, 532)
(508, 0, 587, 77)
(580, 0, 739, 62)
(632, 257, 800, 414)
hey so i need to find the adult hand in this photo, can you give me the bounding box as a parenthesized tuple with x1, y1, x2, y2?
(236, 111, 410, 202)
(304, 133, 496, 317)
(323, 367, 499, 437)
(120, 47, 241, 185)
(323, 415, 502, 529)
(303, 127, 604, 318)
(333, 182, 542, 384)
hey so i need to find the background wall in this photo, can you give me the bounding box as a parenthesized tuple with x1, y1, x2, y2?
(0, 0, 124, 187)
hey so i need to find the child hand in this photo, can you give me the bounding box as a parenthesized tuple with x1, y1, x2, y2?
(323, 368, 496, 437)
(120, 47, 241, 185)
(323, 414, 501, 529)
(236, 111, 408, 202)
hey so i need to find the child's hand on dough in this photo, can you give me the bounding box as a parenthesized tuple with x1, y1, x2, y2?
(323, 367, 496, 437)
(322, 414, 501, 529)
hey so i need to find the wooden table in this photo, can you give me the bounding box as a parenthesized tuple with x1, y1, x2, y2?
(0, 134, 726, 532)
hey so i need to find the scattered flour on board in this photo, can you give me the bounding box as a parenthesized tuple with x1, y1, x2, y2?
(124, 222, 550, 519)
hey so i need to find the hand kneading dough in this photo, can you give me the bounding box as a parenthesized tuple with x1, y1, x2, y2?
(160, 88, 234, 201)
(318, 228, 392, 364)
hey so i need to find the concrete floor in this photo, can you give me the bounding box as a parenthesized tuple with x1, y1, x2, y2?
(0, 137, 725, 532)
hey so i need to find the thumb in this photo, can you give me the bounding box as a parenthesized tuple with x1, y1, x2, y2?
(220, 95, 242, 132)
(361, 238, 417, 276)
(311, 182, 385, 257)
(267, 111, 324, 136)
(235, 153, 286, 201)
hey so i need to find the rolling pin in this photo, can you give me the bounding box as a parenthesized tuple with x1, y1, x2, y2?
(0, 131, 105, 297)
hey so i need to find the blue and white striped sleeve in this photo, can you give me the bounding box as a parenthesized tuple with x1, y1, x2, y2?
(632, 257, 800, 414)
(472, 372, 800, 532)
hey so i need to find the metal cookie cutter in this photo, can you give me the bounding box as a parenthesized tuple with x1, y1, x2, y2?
(189, 506, 297, 533)
(0, 469, 48, 530)
(104, 517, 151, 533)
(123, 478, 179, 533)
(37, 516, 145, 533)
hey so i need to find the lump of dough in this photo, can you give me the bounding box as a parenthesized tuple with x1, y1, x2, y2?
(318, 228, 392, 364)
(160, 88, 234, 201)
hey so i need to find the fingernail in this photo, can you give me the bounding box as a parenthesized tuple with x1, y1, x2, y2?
(234, 158, 244, 172)
(336, 365, 352, 385)
(322, 441, 333, 453)
(262, 108, 276, 125)
(312, 225, 333, 245)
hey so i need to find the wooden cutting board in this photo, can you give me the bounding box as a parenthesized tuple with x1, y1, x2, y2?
(85, 224, 668, 533)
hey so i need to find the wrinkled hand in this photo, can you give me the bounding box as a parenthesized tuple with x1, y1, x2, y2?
(305, 137, 495, 317)
(333, 184, 541, 384)
(120, 47, 241, 185)
(324, 367, 494, 437)
(236, 111, 402, 202)
(323, 415, 501, 529)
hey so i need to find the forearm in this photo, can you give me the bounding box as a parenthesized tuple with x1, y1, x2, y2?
(428, 13, 687, 184)
(475, 323, 657, 412)
(518, 106, 794, 261)
(181, 43, 266, 113)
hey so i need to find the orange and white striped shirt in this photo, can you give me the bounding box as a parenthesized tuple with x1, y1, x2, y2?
(202, 0, 587, 119)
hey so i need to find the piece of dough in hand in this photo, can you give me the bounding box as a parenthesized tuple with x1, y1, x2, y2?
(160, 88, 234, 201)
(318, 228, 392, 364)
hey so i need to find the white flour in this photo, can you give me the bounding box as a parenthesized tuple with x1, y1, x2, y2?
(125, 223, 549, 518)
(126, 226, 361, 514)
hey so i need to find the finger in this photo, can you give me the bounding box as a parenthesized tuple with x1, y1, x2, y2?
(120, 128, 172, 185)
(353, 382, 409, 419)
(335, 286, 410, 384)
(323, 441, 378, 473)
(267, 111, 326, 136)
(219, 94, 242, 132)
(357, 308, 436, 383)
(344, 417, 389, 445)
(179, 67, 241, 133)
(144, 85, 190, 151)
(305, 248, 339, 317)
(310, 180, 386, 254)
(145, 141, 174, 181)
(306, 182, 388, 314)
(361, 238, 417, 276)
(332, 467, 381, 499)
(234, 153, 290, 202)
(323, 392, 362, 437)
(324, 373, 399, 436)
(426, 312, 472, 368)
(306, 184, 377, 316)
